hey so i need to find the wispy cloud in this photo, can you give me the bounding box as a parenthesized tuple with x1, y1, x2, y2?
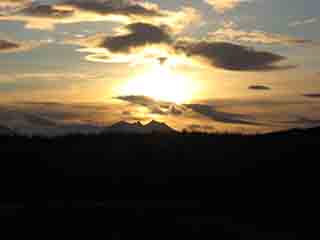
(289, 18, 317, 27)
(0, 0, 30, 4)
(302, 93, 320, 98)
(0, 0, 30, 8)
(204, 0, 252, 13)
(185, 103, 259, 125)
(0, 0, 31, 16)
(208, 22, 319, 46)
(0, 72, 103, 94)
(116, 95, 187, 116)
(116, 95, 260, 125)
(248, 85, 271, 91)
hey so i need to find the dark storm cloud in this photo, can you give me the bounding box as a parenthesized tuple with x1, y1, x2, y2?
(302, 93, 320, 98)
(99, 23, 172, 53)
(248, 85, 271, 91)
(175, 41, 291, 71)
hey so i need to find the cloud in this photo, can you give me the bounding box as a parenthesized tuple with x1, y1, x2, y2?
(0, 103, 110, 136)
(282, 117, 320, 126)
(289, 18, 318, 27)
(59, 1, 201, 33)
(2, 97, 318, 135)
(302, 93, 320, 98)
(116, 95, 186, 115)
(116, 95, 261, 125)
(248, 85, 271, 91)
(97, 23, 172, 53)
(0, 0, 31, 14)
(0, 0, 29, 3)
(0, 1, 201, 31)
(61, 0, 163, 17)
(0, 72, 103, 93)
(22, 4, 75, 18)
(0, 39, 37, 53)
(68, 21, 290, 71)
(64, 22, 177, 65)
(0, 3, 75, 29)
(175, 40, 291, 71)
(0, 39, 19, 50)
(204, 0, 251, 13)
(0, 0, 30, 7)
(186, 124, 215, 132)
(208, 23, 319, 46)
(185, 103, 259, 125)
(117, 95, 159, 106)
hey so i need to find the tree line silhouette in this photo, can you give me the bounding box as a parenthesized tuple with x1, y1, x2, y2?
(0, 128, 316, 239)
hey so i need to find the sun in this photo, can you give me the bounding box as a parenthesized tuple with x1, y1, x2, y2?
(120, 63, 196, 104)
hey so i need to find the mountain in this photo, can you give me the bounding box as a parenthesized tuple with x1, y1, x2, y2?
(105, 120, 176, 134)
(107, 121, 146, 134)
(144, 120, 176, 133)
(0, 119, 175, 136)
(0, 125, 15, 136)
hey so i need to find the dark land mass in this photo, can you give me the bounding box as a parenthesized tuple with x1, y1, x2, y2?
(0, 127, 317, 238)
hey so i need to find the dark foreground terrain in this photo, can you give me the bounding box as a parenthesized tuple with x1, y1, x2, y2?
(0, 128, 318, 238)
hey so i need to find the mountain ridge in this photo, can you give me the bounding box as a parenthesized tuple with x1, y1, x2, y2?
(1, 121, 320, 136)
(106, 120, 176, 134)
(0, 125, 15, 136)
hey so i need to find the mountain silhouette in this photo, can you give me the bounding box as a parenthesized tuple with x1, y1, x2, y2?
(0, 123, 318, 235)
(0, 125, 15, 136)
(144, 120, 176, 133)
(106, 120, 176, 134)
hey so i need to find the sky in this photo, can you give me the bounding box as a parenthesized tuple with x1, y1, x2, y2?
(0, 0, 319, 134)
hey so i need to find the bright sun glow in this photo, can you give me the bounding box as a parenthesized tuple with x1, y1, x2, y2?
(120, 63, 196, 104)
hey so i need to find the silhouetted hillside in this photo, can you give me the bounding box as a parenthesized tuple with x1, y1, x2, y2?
(0, 127, 316, 238)
(0, 125, 14, 136)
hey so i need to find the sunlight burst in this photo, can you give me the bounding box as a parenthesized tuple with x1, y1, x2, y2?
(120, 63, 196, 104)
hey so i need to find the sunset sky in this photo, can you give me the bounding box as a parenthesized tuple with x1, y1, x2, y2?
(0, 0, 319, 134)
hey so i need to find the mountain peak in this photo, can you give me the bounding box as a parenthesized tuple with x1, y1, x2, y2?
(106, 120, 175, 134)
(145, 120, 175, 133)
(134, 121, 143, 127)
(146, 120, 161, 126)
